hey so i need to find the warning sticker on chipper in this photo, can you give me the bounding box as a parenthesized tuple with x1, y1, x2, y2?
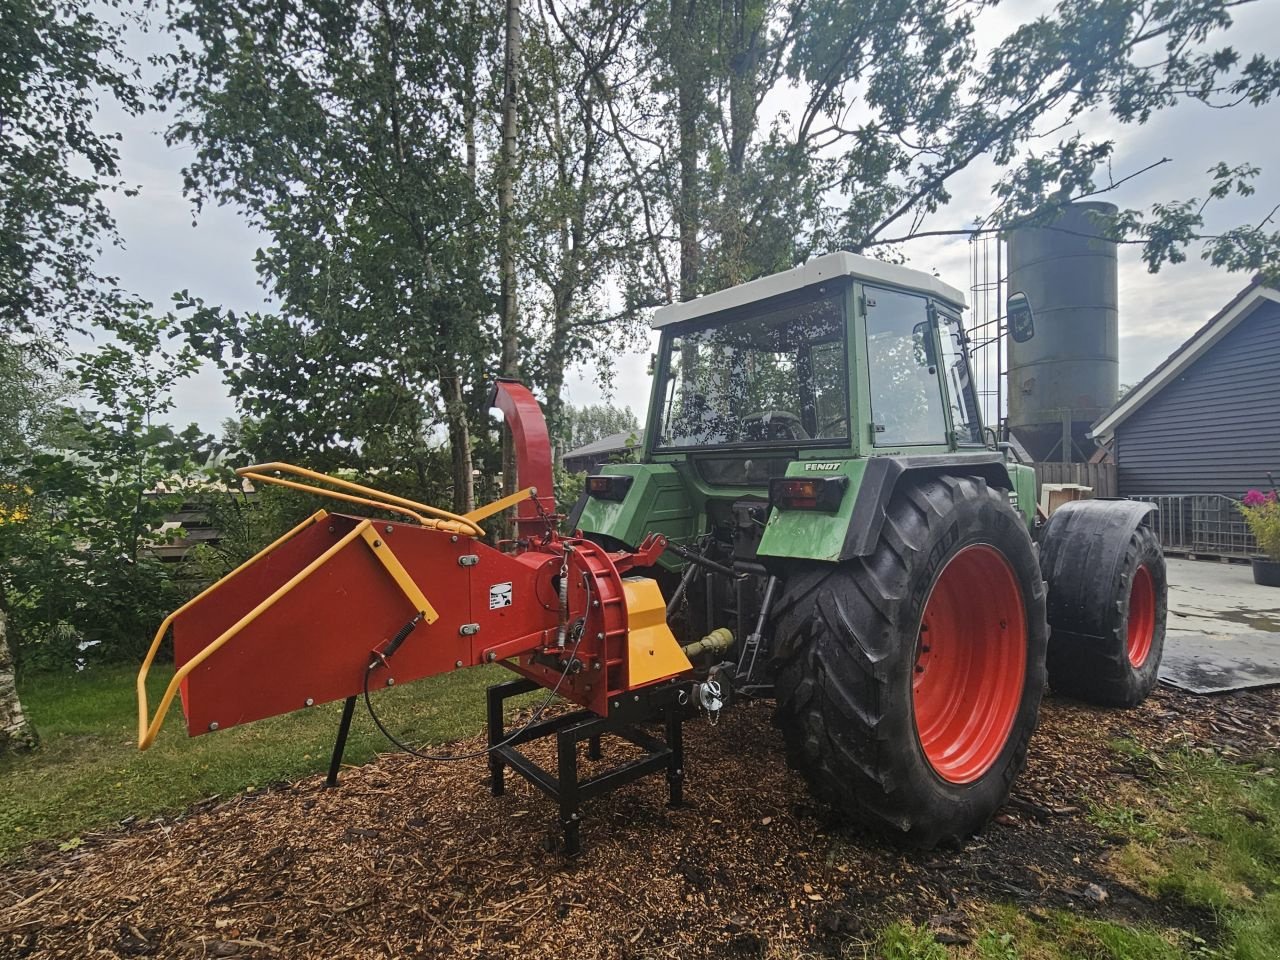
(489, 582, 513, 610)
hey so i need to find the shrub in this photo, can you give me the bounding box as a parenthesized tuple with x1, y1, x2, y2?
(1239, 489, 1280, 560)
(1, 311, 206, 670)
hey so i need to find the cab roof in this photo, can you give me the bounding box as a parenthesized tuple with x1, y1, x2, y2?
(651, 251, 968, 329)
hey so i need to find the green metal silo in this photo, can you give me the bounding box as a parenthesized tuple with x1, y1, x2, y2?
(1006, 202, 1120, 462)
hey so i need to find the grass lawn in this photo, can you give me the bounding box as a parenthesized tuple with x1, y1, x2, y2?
(1096, 745, 1280, 960)
(0, 662, 532, 860)
(872, 742, 1280, 960)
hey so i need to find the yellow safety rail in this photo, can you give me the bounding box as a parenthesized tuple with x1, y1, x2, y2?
(236, 462, 541, 538)
(236, 462, 493, 537)
(462, 485, 541, 525)
(136, 513, 438, 750)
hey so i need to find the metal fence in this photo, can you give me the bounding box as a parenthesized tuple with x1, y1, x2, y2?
(1129, 494, 1258, 558)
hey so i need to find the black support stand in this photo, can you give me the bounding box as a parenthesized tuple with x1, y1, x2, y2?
(326, 695, 358, 788)
(486, 678, 686, 856)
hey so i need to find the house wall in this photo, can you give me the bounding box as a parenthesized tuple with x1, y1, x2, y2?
(1115, 299, 1280, 497)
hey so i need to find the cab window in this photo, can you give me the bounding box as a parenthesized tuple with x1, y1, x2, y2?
(655, 290, 850, 449)
(937, 312, 983, 444)
(864, 286, 947, 446)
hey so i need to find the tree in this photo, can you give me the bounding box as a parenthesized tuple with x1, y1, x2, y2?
(558, 403, 641, 454)
(593, 0, 1280, 296)
(0, 339, 74, 464)
(0, 338, 74, 753)
(161, 0, 502, 513)
(497, 0, 522, 504)
(0, 0, 144, 347)
(163, 1, 673, 513)
(0, 310, 207, 668)
(0, 605, 37, 755)
(519, 1, 662, 447)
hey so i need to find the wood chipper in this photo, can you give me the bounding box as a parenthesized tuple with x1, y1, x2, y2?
(138, 252, 1168, 854)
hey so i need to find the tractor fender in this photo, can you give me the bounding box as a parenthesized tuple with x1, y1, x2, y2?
(575, 463, 699, 572)
(1038, 498, 1158, 639)
(839, 453, 1014, 559)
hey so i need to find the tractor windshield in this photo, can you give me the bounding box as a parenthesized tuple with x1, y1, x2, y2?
(654, 289, 849, 449)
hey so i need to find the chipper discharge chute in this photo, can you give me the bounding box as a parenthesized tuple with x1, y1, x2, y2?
(137, 380, 695, 854)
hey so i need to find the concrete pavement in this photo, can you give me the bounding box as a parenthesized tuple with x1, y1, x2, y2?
(1159, 557, 1280, 693)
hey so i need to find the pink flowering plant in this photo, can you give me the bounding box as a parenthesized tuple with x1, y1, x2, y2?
(1239, 486, 1280, 560)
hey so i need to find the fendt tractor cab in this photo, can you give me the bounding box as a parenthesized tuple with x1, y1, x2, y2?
(138, 252, 1166, 854)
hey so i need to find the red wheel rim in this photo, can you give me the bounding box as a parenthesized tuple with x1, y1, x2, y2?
(912, 545, 1027, 784)
(1127, 564, 1156, 668)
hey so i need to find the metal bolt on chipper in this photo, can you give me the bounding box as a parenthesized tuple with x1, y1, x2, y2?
(138, 252, 1168, 854)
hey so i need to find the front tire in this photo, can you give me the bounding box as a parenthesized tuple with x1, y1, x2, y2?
(771, 476, 1048, 848)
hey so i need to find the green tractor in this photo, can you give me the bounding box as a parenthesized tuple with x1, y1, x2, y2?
(577, 251, 1166, 848)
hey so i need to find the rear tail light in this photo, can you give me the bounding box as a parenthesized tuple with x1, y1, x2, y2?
(586, 475, 633, 501)
(769, 476, 848, 511)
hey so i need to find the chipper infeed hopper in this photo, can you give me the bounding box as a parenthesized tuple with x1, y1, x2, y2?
(137, 380, 695, 854)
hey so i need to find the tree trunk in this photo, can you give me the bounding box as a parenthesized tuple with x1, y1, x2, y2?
(453, 52, 479, 517)
(545, 264, 575, 463)
(542, 62, 594, 465)
(721, 4, 761, 286)
(671, 0, 701, 301)
(0, 607, 38, 755)
(498, 0, 523, 500)
(377, 0, 475, 515)
(444, 370, 475, 513)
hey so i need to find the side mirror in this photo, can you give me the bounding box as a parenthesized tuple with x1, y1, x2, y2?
(1007, 291, 1035, 343)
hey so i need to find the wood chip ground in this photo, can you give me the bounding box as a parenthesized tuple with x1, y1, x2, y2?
(2, 685, 1278, 959)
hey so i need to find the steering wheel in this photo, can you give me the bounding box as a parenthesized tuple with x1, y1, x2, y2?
(741, 410, 810, 441)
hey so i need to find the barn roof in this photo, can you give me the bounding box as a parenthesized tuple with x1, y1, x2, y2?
(562, 430, 644, 461)
(1090, 277, 1280, 441)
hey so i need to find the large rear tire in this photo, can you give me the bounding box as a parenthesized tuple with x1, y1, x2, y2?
(1042, 517, 1166, 707)
(771, 476, 1048, 848)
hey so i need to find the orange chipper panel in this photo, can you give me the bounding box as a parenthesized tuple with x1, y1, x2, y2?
(171, 514, 557, 736)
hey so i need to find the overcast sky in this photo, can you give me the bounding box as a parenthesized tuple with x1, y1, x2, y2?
(94, 0, 1280, 435)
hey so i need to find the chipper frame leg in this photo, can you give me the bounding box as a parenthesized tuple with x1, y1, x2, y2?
(326, 695, 358, 788)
